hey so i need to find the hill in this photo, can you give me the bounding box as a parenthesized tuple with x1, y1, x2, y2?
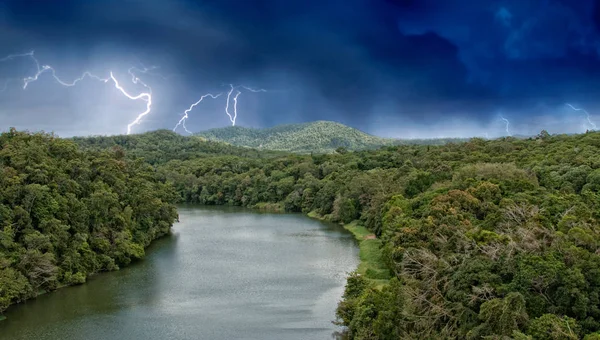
(196, 121, 397, 153)
(71, 129, 282, 164)
(197, 121, 468, 153)
(156, 130, 600, 338)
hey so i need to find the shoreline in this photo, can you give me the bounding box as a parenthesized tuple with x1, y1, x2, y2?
(0, 230, 174, 322)
(306, 211, 392, 287)
(1, 205, 391, 323)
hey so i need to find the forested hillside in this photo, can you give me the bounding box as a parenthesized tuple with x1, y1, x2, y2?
(196, 121, 394, 153)
(72, 129, 281, 164)
(10, 126, 600, 338)
(196, 121, 464, 153)
(0, 129, 178, 314)
(149, 130, 600, 339)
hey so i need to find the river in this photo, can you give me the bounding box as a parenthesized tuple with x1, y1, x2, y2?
(0, 206, 359, 340)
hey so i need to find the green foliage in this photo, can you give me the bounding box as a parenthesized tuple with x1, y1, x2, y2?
(404, 170, 435, 198)
(72, 129, 282, 164)
(468, 293, 529, 338)
(197, 121, 396, 153)
(0, 130, 177, 314)
(344, 222, 392, 282)
(0, 267, 32, 313)
(197, 121, 460, 154)
(337, 277, 405, 339)
(63, 129, 600, 338)
(527, 314, 580, 340)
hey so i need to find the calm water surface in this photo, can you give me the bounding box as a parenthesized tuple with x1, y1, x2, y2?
(0, 206, 359, 340)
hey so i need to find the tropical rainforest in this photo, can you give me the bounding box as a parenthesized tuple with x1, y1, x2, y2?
(4, 127, 600, 339)
(0, 129, 178, 314)
(196, 120, 464, 153)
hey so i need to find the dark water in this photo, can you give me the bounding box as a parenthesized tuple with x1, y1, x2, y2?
(0, 206, 359, 340)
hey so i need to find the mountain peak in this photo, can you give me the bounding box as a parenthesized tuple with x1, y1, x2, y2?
(196, 121, 395, 153)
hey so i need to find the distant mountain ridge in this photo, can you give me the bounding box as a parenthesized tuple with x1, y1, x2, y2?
(196, 121, 464, 153)
(71, 121, 468, 156)
(196, 121, 396, 153)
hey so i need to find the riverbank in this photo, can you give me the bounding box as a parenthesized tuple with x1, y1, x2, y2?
(248, 203, 392, 286)
(183, 203, 390, 289)
(307, 211, 392, 288)
(0, 206, 358, 339)
(1, 204, 387, 326)
(0, 286, 63, 322)
(0, 229, 175, 322)
(252, 202, 284, 212)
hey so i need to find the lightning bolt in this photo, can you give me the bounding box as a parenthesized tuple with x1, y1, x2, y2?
(500, 115, 512, 136)
(176, 83, 266, 132)
(0, 51, 54, 90)
(109, 72, 152, 135)
(238, 86, 267, 93)
(0, 50, 111, 89)
(3, 50, 270, 133)
(224, 85, 237, 125)
(566, 103, 597, 130)
(1, 50, 156, 134)
(127, 66, 155, 90)
(21, 52, 154, 134)
(229, 89, 242, 126)
(131, 57, 175, 80)
(0, 51, 35, 62)
(224, 84, 267, 126)
(173, 93, 222, 134)
(21, 51, 111, 88)
(25, 68, 110, 88)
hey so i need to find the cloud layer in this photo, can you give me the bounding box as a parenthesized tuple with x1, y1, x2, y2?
(0, 0, 599, 137)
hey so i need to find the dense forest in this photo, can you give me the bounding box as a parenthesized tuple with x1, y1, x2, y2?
(72, 129, 282, 164)
(197, 121, 397, 153)
(8, 127, 600, 339)
(0, 129, 178, 314)
(197, 121, 464, 153)
(91, 129, 600, 339)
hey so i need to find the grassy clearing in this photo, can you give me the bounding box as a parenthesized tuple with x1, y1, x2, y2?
(306, 211, 392, 289)
(343, 221, 392, 285)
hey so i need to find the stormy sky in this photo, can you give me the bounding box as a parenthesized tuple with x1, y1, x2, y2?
(1, 0, 599, 138)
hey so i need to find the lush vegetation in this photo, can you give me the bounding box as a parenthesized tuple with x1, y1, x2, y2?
(72, 129, 282, 164)
(142, 129, 600, 339)
(197, 120, 463, 153)
(341, 221, 391, 287)
(0, 129, 178, 314)
(9, 124, 600, 339)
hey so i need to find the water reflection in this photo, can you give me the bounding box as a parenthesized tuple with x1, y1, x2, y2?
(1, 206, 358, 340)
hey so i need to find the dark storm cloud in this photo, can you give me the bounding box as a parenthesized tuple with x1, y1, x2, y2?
(0, 0, 599, 137)
(392, 1, 600, 96)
